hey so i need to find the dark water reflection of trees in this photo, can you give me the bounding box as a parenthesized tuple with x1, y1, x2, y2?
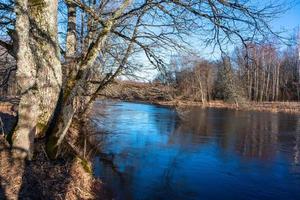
(173, 108, 300, 163)
(93, 102, 300, 200)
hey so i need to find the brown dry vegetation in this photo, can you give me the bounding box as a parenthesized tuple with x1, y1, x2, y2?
(101, 81, 300, 114)
(0, 137, 107, 200)
(0, 102, 15, 115)
(157, 100, 300, 114)
(0, 103, 109, 200)
(99, 81, 174, 102)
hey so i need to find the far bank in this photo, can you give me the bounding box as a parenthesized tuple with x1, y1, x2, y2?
(98, 81, 300, 114)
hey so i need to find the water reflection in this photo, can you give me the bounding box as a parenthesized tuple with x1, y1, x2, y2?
(92, 102, 300, 200)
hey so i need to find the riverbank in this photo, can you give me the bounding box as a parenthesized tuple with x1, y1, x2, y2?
(0, 136, 108, 199)
(150, 100, 300, 114)
(0, 101, 110, 199)
(99, 81, 300, 114)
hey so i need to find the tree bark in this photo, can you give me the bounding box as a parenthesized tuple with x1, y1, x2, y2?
(46, 22, 112, 159)
(65, 1, 77, 59)
(64, 1, 78, 86)
(47, 0, 132, 159)
(13, 0, 62, 158)
(13, 0, 38, 158)
(29, 0, 62, 137)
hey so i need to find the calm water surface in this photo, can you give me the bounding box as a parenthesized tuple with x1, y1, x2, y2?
(92, 101, 300, 200)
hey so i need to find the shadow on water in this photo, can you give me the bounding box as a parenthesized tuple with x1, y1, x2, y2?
(92, 101, 300, 200)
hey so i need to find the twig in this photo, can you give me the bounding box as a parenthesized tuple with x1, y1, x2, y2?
(0, 116, 5, 135)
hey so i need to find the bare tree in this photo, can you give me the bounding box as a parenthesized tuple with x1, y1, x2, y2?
(0, 0, 291, 159)
(234, 39, 299, 102)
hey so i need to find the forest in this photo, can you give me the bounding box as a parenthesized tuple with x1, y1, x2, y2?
(154, 40, 300, 104)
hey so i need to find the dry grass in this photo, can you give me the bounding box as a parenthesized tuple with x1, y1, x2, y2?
(99, 81, 174, 102)
(99, 81, 300, 114)
(0, 137, 24, 200)
(0, 102, 14, 115)
(0, 103, 109, 200)
(154, 100, 300, 114)
(0, 136, 107, 200)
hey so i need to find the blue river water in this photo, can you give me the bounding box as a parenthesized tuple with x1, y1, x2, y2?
(92, 101, 300, 200)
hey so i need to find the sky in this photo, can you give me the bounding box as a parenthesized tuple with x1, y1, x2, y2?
(54, 0, 300, 82)
(137, 2, 300, 81)
(272, 2, 300, 33)
(189, 1, 300, 60)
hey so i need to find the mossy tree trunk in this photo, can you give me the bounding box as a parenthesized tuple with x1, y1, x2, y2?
(46, 21, 115, 159)
(13, 0, 62, 158)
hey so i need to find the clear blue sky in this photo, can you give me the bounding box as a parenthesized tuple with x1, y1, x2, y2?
(191, 2, 300, 60)
(129, 1, 300, 81)
(272, 2, 300, 34)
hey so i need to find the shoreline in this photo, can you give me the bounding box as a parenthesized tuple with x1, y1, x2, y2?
(0, 101, 109, 199)
(121, 99, 300, 115)
(98, 81, 300, 114)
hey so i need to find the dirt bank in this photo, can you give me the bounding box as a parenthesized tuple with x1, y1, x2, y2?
(0, 136, 108, 199)
(0, 101, 110, 200)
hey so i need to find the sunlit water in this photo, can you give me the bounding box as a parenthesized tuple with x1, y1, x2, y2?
(92, 101, 300, 200)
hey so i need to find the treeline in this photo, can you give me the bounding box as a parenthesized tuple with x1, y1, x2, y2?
(155, 41, 300, 104)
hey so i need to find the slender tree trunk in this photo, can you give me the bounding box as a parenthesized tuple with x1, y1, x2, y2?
(247, 68, 251, 100)
(253, 68, 257, 101)
(65, 1, 77, 59)
(249, 69, 253, 101)
(198, 78, 205, 104)
(80, 12, 85, 55)
(266, 67, 270, 101)
(64, 1, 78, 86)
(275, 62, 280, 101)
(206, 70, 212, 102)
(260, 69, 265, 102)
(84, 0, 97, 51)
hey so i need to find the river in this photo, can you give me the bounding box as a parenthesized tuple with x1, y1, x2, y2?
(92, 101, 300, 200)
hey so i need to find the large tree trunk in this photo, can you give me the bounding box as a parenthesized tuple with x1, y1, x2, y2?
(13, 0, 37, 158)
(13, 0, 62, 158)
